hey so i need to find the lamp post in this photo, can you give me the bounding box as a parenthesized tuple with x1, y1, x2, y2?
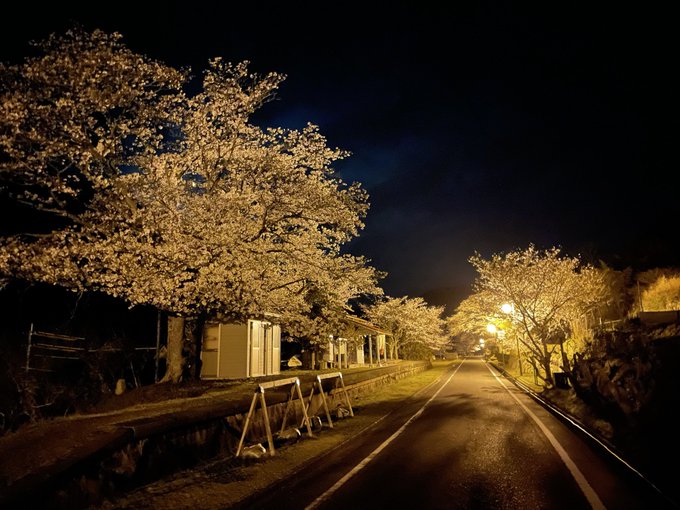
(486, 323, 503, 365)
(501, 303, 523, 376)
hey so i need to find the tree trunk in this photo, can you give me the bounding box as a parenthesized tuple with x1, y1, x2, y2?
(161, 315, 185, 383)
(184, 316, 206, 380)
(541, 343, 554, 387)
(560, 341, 573, 380)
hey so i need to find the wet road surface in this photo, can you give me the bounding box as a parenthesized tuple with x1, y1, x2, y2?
(234, 359, 674, 509)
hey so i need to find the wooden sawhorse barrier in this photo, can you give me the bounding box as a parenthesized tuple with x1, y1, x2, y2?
(236, 377, 313, 457)
(302, 372, 354, 429)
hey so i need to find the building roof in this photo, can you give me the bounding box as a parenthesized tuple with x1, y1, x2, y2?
(342, 315, 391, 336)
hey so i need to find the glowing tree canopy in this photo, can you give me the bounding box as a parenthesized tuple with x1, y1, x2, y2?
(365, 296, 447, 359)
(0, 29, 382, 380)
(449, 245, 608, 385)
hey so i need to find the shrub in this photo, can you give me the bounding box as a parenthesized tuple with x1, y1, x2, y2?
(641, 275, 680, 311)
(571, 326, 656, 427)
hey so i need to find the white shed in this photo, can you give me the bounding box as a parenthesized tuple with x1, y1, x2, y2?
(200, 319, 281, 379)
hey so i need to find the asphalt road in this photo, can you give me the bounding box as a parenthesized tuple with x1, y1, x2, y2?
(234, 358, 675, 510)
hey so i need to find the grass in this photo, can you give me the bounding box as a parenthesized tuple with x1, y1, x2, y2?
(353, 360, 455, 405)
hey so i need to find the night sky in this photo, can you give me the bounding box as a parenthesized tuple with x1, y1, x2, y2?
(2, 2, 678, 309)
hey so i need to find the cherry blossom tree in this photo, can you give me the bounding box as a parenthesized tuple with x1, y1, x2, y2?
(0, 28, 186, 224)
(364, 297, 447, 360)
(1, 29, 382, 382)
(449, 246, 608, 386)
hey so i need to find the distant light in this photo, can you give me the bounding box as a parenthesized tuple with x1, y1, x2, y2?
(486, 324, 497, 334)
(501, 303, 513, 314)
(479, 338, 485, 345)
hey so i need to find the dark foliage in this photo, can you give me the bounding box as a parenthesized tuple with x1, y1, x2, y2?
(570, 321, 680, 497)
(0, 280, 160, 432)
(571, 324, 656, 428)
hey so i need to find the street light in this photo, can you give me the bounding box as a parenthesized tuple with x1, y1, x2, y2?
(501, 303, 523, 376)
(486, 323, 504, 365)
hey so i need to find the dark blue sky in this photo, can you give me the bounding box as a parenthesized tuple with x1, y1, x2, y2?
(2, 2, 678, 308)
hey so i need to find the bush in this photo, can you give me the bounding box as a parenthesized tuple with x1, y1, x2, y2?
(641, 275, 680, 311)
(571, 326, 656, 427)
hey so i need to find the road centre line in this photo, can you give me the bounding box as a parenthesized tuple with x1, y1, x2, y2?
(487, 363, 606, 510)
(304, 360, 466, 510)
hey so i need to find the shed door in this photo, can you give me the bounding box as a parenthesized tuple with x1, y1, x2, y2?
(262, 323, 281, 375)
(200, 324, 220, 378)
(249, 320, 264, 377)
(263, 323, 272, 375)
(271, 325, 281, 375)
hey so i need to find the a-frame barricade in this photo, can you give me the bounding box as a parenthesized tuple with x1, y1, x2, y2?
(302, 372, 354, 430)
(236, 377, 313, 457)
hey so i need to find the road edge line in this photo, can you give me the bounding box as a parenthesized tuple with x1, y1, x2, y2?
(304, 360, 465, 510)
(487, 363, 606, 510)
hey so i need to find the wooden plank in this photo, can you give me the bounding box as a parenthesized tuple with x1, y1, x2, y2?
(32, 331, 85, 342)
(279, 384, 295, 433)
(235, 393, 259, 457)
(33, 354, 81, 361)
(32, 343, 84, 353)
(296, 379, 314, 438)
(316, 377, 334, 429)
(317, 372, 343, 381)
(302, 373, 355, 430)
(338, 373, 354, 417)
(301, 384, 318, 428)
(278, 380, 313, 437)
(25, 323, 33, 373)
(260, 391, 275, 456)
(240, 376, 312, 457)
(258, 376, 299, 390)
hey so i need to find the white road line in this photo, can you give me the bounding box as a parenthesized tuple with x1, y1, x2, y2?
(487, 364, 607, 510)
(304, 360, 465, 510)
